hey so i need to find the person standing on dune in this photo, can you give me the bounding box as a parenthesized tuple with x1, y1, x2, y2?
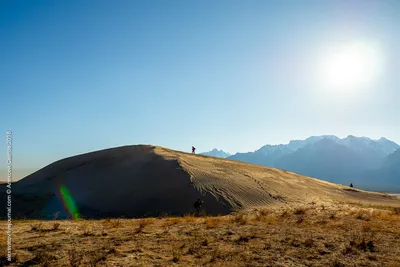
(194, 198, 204, 215)
(192, 146, 196, 154)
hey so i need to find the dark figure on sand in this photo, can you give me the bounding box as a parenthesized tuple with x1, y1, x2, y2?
(192, 146, 196, 154)
(194, 198, 204, 215)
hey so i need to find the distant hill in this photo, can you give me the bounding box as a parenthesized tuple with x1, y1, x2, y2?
(361, 148, 400, 192)
(2, 145, 399, 219)
(229, 144, 293, 166)
(200, 149, 231, 158)
(383, 148, 400, 168)
(227, 135, 399, 190)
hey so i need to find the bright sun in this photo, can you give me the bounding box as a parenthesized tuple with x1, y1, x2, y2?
(320, 42, 383, 90)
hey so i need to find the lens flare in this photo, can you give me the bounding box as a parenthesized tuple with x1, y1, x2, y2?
(59, 185, 80, 220)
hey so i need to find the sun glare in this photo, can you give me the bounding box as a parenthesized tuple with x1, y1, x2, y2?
(320, 42, 383, 91)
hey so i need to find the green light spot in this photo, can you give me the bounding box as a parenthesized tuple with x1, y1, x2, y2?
(60, 185, 80, 220)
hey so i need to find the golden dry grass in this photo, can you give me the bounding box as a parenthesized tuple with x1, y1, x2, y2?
(2, 203, 400, 266)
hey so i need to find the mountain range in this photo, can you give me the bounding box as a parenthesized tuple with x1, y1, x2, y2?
(200, 149, 231, 158)
(226, 135, 400, 192)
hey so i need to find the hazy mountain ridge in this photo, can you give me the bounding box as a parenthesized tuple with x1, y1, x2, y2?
(361, 148, 400, 192)
(275, 138, 367, 184)
(229, 145, 293, 167)
(383, 148, 400, 168)
(227, 135, 400, 191)
(228, 135, 399, 166)
(200, 149, 231, 158)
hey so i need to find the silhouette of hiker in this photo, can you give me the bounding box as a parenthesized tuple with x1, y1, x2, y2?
(192, 146, 196, 154)
(350, 183, 354, 188)
(194, 198, 204, 215)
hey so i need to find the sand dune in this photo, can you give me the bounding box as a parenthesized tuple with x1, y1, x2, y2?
(3, 145, 399, 219)
(156, 147, 400, 208)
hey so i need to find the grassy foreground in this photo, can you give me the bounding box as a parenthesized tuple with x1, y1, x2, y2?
(1, 204, 400, 266)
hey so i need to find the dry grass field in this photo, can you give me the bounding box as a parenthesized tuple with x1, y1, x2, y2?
(2, 203, 400, 266)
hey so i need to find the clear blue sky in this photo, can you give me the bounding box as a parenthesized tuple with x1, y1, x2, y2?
(1, 0, 399, 180)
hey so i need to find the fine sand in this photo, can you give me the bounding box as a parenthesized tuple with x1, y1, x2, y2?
(3, 145, 399, 219)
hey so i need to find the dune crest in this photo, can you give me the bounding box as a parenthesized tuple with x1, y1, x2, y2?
(155, 147, 400, 210)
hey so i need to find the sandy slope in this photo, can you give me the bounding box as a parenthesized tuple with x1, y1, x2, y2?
(2, 145, 399, 219)
(156, 147, 400, 209)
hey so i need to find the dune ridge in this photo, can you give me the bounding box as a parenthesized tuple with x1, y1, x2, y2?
(156, 147, 400, 210)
